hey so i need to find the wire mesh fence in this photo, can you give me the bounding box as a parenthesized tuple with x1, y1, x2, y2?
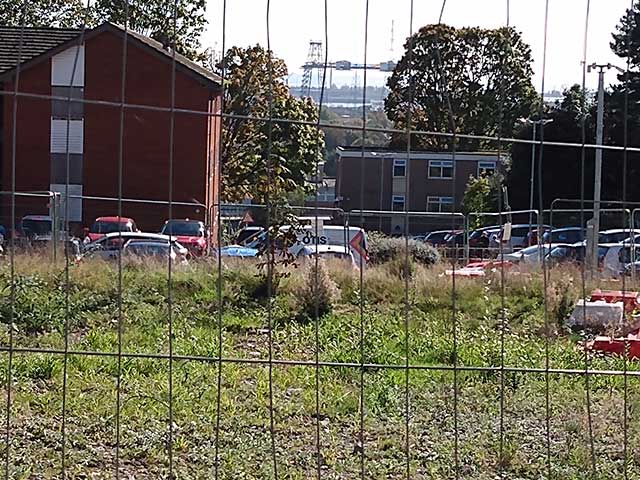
(2, 0, 640, 478)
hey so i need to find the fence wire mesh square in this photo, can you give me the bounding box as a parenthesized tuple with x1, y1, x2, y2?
(1, 0, 640, 478)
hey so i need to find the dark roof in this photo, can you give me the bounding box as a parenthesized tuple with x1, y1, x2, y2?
(118, 25, 221, 86)
(0, 26, 79, 75)
(0, 22, 220, 87)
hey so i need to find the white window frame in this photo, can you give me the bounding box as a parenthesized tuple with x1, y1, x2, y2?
(427, 196, 454, 213)
(478, 161, 497, 176)
(428, 160, 453, 179)
(51, 46, 85, 87)
(51, 119, 84, 154)
(392, 195, 405, 212)
(393, 158, 406, 177)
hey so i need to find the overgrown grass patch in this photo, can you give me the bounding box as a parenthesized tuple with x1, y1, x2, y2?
(0, 255, 639, 478)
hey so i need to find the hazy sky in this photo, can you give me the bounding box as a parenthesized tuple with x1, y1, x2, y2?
(203, 0, 633, 92)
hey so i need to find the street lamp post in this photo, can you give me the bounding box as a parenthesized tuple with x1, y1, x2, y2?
(520, 117, 553, 238)
(587, 62, 625, 271)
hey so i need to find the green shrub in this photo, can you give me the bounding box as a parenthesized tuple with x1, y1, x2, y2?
(367, 232, 440, 266)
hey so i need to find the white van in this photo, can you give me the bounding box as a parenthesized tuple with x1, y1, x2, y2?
(245, 223, 368, 265)
(292, 224, 368, 265)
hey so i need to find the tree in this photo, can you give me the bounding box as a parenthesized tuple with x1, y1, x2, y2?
(320, 107, 392, 176)
(0, 0, 207, 61)
(385, 24, 538, 151)
(507, 85, 596, 211)
(462, 175, 490, 213)
(91, 0, 207, 61)
(217, 45, 324, 205)
(606, 1, 640, 207)
(462, 173, 504, 228)
(0, 0, 88, 28)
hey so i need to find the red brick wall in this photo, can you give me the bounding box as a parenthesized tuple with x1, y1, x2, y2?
(1, 61, 53, 225)
(0, 27, 222, 232)
(83, 29, 219, 230)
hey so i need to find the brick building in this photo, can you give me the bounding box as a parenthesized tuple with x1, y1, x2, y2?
(336, 146, 504, 234)
(0, 22, 222, 234)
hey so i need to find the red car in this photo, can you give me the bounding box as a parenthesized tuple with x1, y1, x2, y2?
(84, 216, 139, 243)
(160, 219, 209, 256)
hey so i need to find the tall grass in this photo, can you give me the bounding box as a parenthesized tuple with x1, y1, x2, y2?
(1, 254, 639, 478)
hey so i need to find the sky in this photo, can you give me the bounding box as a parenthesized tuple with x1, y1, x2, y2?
(202, 0, 633, 92)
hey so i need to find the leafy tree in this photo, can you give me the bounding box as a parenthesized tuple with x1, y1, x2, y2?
(508, 85, 596, 211)
(91, 0, 207, 61)
(462, 175, 491, 221)
(0, 0, 88, 28)
(0, 0, 207, 61)
(462, 173, 504, 228)
(385, 24, 538, 151)
(606, 1, 640, 209)
(217, 45, 324, 205)
(320, 107, 392, 176)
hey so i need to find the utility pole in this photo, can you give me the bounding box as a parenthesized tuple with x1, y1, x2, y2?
(587, 63, 624, 271)
(519, 117, 553, 240)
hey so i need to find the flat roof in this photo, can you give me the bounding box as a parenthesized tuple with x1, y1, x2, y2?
(336, 146, 506, 161)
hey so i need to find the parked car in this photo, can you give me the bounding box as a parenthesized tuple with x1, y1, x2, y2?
(542, 227, 585, 245)
(122, 240, 185, 264)
(525, 226, 552, 246)
(546, 243, 586, 266)
(245, 224, 369, 265)
(19, 215, 54, 242)
(490, 224, 552, 253)
(468, 226, 500, 250)
(219, 245, 259, 258)
(160, 219, 209, 256)
(424, 230, 454, 246)
(444, 230, 466, 247)
(502, 243, 565, 265)
(236, 226, 265, 246)
(84, 216, 138, 243)
(297, 244, 356, 265)
(599, 228, 640, 244)
(82, 232, 188, 261)
(544, 242, 630, 275)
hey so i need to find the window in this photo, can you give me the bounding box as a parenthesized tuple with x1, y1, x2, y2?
(427, 196, 454, 213)
(392, 195, 405, 211)
(428, 160, 453, 179)
(478, 161, 496, 176)
(393, 158, 406, 177)
(51, 119, 84, 154)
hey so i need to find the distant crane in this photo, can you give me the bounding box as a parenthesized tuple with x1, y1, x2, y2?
(300, 41, 325, 96)
(299, 40, 396, 96)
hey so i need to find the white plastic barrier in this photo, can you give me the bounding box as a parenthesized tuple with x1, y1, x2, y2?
(568, 300, 624, 331)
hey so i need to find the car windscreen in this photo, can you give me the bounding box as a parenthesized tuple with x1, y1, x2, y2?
(551, 230, 583, 243)
(601, 232, 633, 243)
(318, 252, 350, 260)
(427, 232, 448, 242)
(237, 229, 263, 245)
(549, 246, 571, 259)
(91, 221, 132, 234)
(126, 243, 170, 256)
(22, 219, 52, 235)
(161, 221, 203, 236)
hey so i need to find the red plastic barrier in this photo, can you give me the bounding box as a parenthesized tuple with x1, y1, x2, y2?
(588, 330, 640, 359)
(590, 289, 639, 313)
